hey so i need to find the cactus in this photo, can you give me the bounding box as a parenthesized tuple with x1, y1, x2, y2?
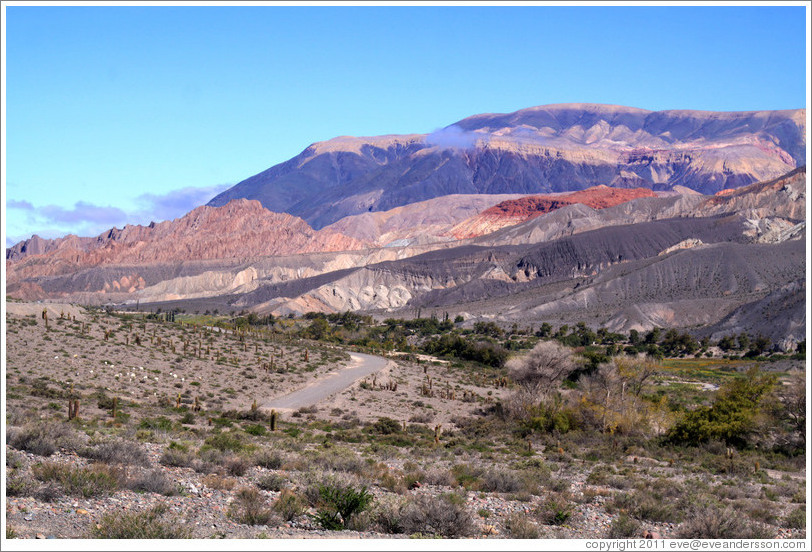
(270, 409, 278, 431)
(68, 399, 80, 420)
(251, 399, 258, 412)
(176, 393, 181, 409)
(434, 424, 442, 445)
(194, 396, 200, 412)
(304, 349, 309, 362)
(112, 397, 118, 419)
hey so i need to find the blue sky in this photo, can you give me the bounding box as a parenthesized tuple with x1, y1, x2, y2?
(3, 4, 808, 246)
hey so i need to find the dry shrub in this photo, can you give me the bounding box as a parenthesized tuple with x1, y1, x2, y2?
(257, 473, 288, 492)
(126, 469, 180, 496)
(7, 421, 83, 457)
(399, 494, 475, 537)
(535, 492, 574, 526)
(202, 473, 236, 491)
(254, 448, 285, 469)
(32, 462, 124, 497)
(82, 440, 150, 466)
(90, 504, 191, 538)
(607, 514, 641, 538)
(676, 505, 775, 539)
(228, 487, 279, 526)
(159, 447, 194, 468)
(225, 455, 250, 476)
(273, 489, 307, 521)
(505, 513, 540, 538)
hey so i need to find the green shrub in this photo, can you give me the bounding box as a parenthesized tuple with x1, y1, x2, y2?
(311, 482, 373, 530)
(138, 416, 174, 431)
(667, 368, 776, 447)
(204, 431, 247, 453)
(244, 424, 266, 436)
(90, 504, 191, 538)
(372, 417, 402, 435)
(784, 507, 806, 529)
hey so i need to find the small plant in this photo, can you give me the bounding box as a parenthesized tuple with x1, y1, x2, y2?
(126, 469, 180, 496)
(784, 507, 806, 530)
(536, 493, 573, 526)
(676, 505, 775, 539)
(32, 462, 123, 497)
(228, 487, 278, 526)
(311, 482, 373, 530)
(257, 473, 288, 492)
(273, 489, 307, 521)
(82, 440, 150, 466)
(90, 504, 190, 538)
(608, 514, 641, 538)
(254, 449, 284, 469)
(505, 512, 539, 538)
(399, 494, 475, 537)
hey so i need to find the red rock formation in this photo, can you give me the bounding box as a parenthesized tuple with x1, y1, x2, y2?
(6, 199, 369, 283)
(450, 186, 657, 239)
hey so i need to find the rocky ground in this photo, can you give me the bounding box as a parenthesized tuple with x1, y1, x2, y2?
(4, 307, 808, 542)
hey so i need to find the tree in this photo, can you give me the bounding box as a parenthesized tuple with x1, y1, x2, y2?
(507, 341, 577, 398)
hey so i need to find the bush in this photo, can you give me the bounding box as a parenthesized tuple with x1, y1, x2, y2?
(82, 440, 150, 466)
(159, 447, 195, 468)
(784, 507, 806, 529)
(254, 449, 285, 470)
(372, 417, 402, 435)
(667, 368, 776, 447)
(7, 422, 82, 456)
(536, 493, 573, 526)
(228, 487, 278, 526)
(6, 473, 34, 497)
(505, 513, 539, 538)
(273, 489, 307, 521)
(32, 462, 123, 497)
(225, 456, 250, 476)
(126, 469, 180, 496)
(138, 416, 174, 431)
(608, 514, 641, 538)
(399, 494, 475, 537)
(204, 431, 247, 453)
(676, 506, 775, 539)
(311, 482, 374, 530)
(257, 473, 288, 492)
(480, 469, 526, 494)
(90, 504, 191, 538)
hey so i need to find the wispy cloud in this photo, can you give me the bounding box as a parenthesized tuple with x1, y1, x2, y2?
(134, 184, 231, 222)
(424, 125, 485, 150)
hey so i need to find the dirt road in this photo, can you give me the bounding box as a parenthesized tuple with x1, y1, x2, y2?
(261, 352, 388, 411)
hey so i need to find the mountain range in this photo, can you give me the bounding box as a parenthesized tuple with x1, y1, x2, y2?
(6, 103, 807, 346)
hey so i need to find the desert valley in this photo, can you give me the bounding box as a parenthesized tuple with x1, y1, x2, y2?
(4, 103, 808, 541)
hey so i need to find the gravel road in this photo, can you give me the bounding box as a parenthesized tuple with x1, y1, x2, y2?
(261, 352, 388, 411)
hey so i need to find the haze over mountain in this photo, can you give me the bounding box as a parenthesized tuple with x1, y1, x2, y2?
(6, 104, 806, 346)
(207, 103, 805, 228)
